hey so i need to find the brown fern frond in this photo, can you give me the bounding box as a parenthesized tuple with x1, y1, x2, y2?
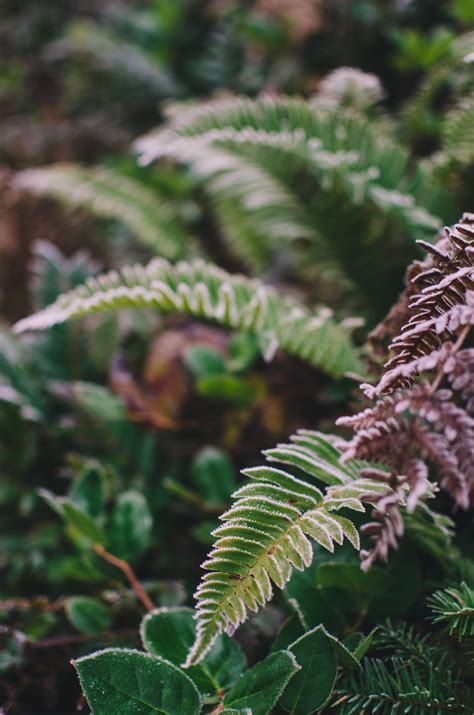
(367, 215, 474, 397)
(336, 377, 473, 566)
(444, 348, 474, 414)
(339, 214, 474, 569)
(358, 468, 407, 571)
(338, 382, 473, 509)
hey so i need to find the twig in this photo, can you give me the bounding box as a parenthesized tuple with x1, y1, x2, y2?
(31, 629, 139, 650)
(0, 597, 64, 612)
(93, 544, 154, 612)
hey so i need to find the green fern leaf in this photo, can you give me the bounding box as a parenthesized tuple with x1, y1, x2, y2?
(15, 165, 189, 259)
(442, 98, 474, 165)
(185, 431, 390, 666)
(135, 97, 445, 312)
(14, 258, 362, 378)
(61, 20, 178, 96)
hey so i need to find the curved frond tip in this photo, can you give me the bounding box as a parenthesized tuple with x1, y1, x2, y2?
(185, 430, 391, 666)
(14, 258, 362, 378)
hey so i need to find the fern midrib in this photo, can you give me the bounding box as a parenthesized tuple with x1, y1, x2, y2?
(203, 498, 331, 631)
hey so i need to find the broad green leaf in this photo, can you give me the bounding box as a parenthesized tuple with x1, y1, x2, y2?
(270, 615, 305, 653)
(313, 625, 360, 670)
(228, 332, 260, 372)
(184, 345, 226, 378)
(369, 549, 421, 619)
(316, 563, 391, 594)
(141, 607, 245, 695)
(196, 374, 256, 404)
(285, 571, 353, 632)
(61, 498, 105, 544)
(224, 651, 299, 715)
(73, 381, 125, 421)
(74, 648, 201, 715)
(65, 596, 110, 636)
(191, 447, 236, 505)
(199, 629, 247, 694)
(108, 491, 153, 561)
(37, 488, 63, 516)
(280, 627, 337, 714)
(69, 464, 106, 518)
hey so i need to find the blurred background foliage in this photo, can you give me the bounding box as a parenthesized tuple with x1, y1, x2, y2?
(0, 1, 473, 713)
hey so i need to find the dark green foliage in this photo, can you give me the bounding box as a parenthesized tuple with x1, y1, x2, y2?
(74, 648, 202, 715)
(1, 3, 474, 713)
(428, 583, 474, 640)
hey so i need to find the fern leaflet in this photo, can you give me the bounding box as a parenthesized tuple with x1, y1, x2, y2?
(14, 258, 362, 378)
(185, 430, 390, 665)
(15, 165, 189, 260)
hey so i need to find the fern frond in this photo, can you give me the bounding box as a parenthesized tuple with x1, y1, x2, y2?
(442, 97, 474, 165)
(136, 97, 438, 211)
(14, 165, 189, 260)
(14, 258, 362, 378)
(185, 431, 390, 666)
(428, 583, 474, 640)
(400, 31, 474, 146)
(367, 215, 474, 397)
(313, 67, 385, 112)
(58, 20, 178, 96)
(135, 97, 444, 311)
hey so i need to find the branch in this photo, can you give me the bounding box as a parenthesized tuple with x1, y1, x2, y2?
(93, 544, 154, 612)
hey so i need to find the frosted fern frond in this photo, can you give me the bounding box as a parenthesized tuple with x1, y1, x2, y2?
(13, 258, 362, 378)
(185, 430, 390, 666)
(367, 215, 474, 397)
(135, 98, 444, 308)
(14, 165, 189, 260)
(313, 67, 385, 111)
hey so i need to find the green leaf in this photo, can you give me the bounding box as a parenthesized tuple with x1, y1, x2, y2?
(184, 345, 226, 378)
(61, 498, 105, 545)
(73, 381, 125, 422)
(316, 563, 391, 594)
(65, 596, 111, 636)
(73, 648, 201, 715)
(37, 488, 64, 517)
(315, 626, 360, 670)
(108, 491, 153, 561)
(223, 651, 299, 715)
(221, 710, 252, 715)
(352, 628, 378, 661)
(453, 0, 474, 22)
(196, 374, 257, 404)
(191, 447, 236, 505)
(285, 571, 353, 633)
(141, 607, 245, 695)
(270, 615, 305, 653)
(280, 627, 337, 714)
(69, 463, 107, 518)
(228, 332, 260, 372)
